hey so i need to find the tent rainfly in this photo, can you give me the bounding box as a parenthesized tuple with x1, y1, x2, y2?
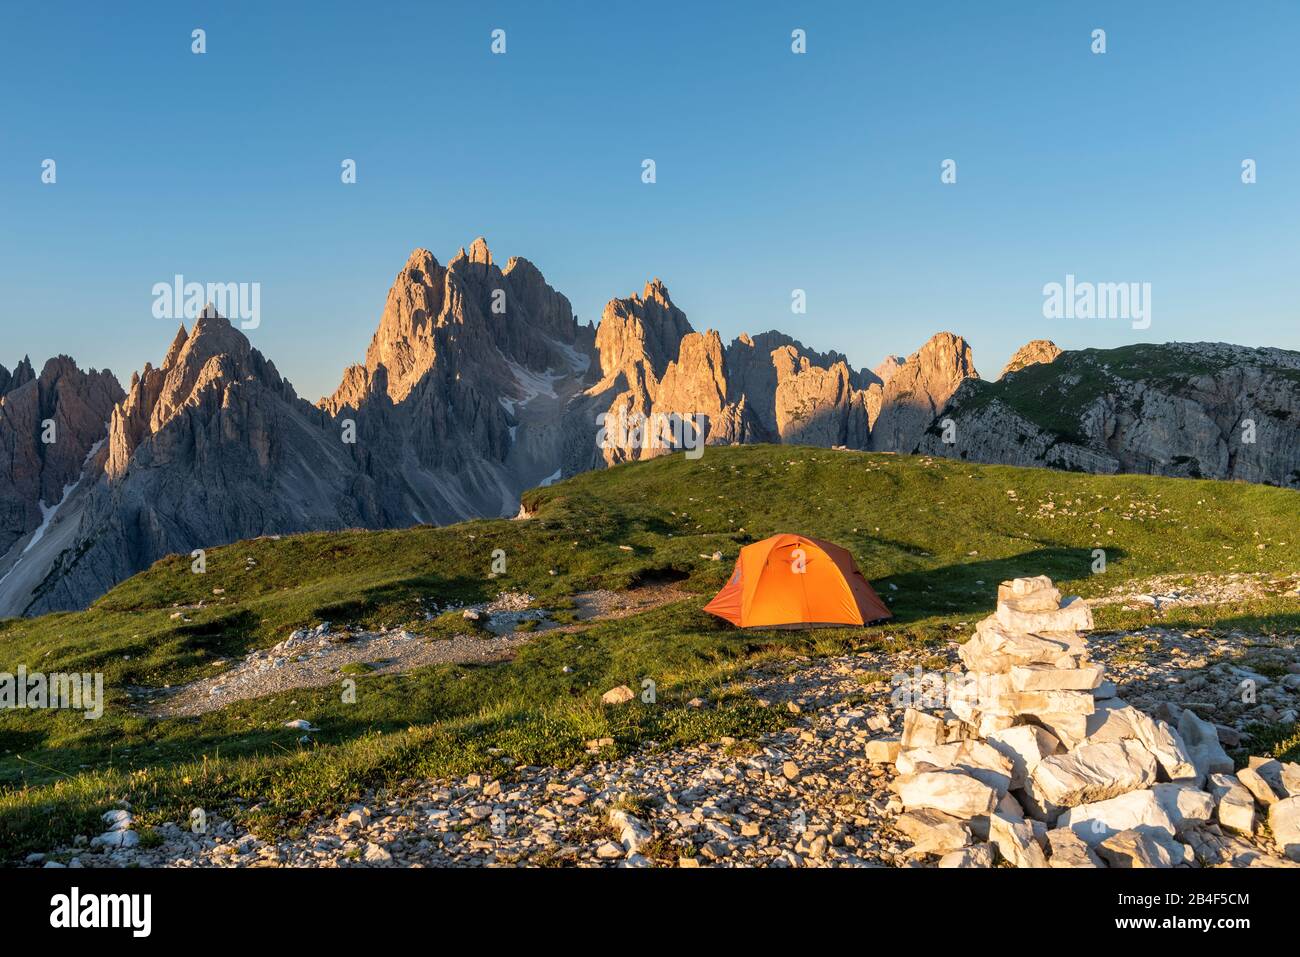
(704, 533, 892, 628)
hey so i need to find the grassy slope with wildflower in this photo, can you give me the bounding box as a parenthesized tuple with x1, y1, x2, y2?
(1, 445, 1298, 858)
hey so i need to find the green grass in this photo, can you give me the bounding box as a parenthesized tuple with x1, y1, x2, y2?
(2, 444, 1299, 859)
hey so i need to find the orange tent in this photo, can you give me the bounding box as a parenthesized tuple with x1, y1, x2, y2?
(704, 534, 892, 628)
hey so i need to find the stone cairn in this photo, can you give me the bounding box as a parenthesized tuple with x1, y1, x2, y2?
(871, 575, 1300, 867)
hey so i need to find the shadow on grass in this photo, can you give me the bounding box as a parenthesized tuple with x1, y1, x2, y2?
(878, 546, 1119, 623)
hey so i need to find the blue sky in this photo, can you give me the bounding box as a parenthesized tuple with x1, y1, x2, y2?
(1, 1, 1296, 400)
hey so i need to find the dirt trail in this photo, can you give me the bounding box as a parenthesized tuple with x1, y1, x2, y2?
(140, 584, 692, 719)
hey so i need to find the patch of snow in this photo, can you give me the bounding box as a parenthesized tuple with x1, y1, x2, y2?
(24, 486, 75, 555)
(82, 438, 105, 467)
(551, 339, 592, 376)
(506, 360, 561, 407)
(0, 480, 77, 590)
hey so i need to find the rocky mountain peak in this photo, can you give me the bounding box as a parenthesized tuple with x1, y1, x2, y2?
(869, 332, 979, 453)
(918, 332, 978, 374)
(106, 311, 287, 480)
(0, 357, 36, 397)
(642, 277, 672, 306)
(468, 236, 493, 266)
(401, 248, 440, 283)
(594, 279, 694, 382)
(161, 323, 189, 368)
(1000, 339, 1063, 379)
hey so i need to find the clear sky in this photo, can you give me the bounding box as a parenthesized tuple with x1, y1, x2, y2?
(2, 1, 1296, 401)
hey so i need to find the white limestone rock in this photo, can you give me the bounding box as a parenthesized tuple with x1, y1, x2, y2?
(900, 708, 947, 749)
(1096, 828, 1186, 868)
(1083, 703, 1198, 782)
(957, 619, 1084, 675)
(895, 770, 1000, 819)
(895, 808, 972, 855)
(865, 737, 902, 764)
(989, 811, 1048, 868)
(1208, 773, 1256, 833)
(938, 843, 995, 868)
(1151, 783, 1215, 835)
(1236, 765, 1284, 807)
(1028, 712, 1089, 749)
(1009, 662, 1104, 692)
(1031, 740, 1158, 807)
(985, 725, 1061, 790)
(996, 576, 1062, 611)
(1058, 789, 1177, 846)
(1268, 797, 1300, 862)
(1178, 709, 1233, 780)
(995, 595, 1093, 634)
(1046, 827, 1105, 868)
(895, 739, 1014, 795)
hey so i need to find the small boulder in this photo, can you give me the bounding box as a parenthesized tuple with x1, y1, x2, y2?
(1058, 789, 1176, 846)
(895, 808, 972, 855)
(865, 737, 902, 764)
(1009, 662, 1104, 692)
(1267, 796, 1300, 862)
(900, 708, 947, 749)
(1031, 740, 1158, 807)
(1209, 773, 1256, 833)
(895, 740, 1014, 795)
(600, 685, 636, 705)
(989, 812, 1048, 868)
(1151, 783, 1215, 835)
(1178, 709, 1233, 780)
(90, 829, 140, 850)
(985, 725, 1060, 790)
(1046, 827, 1105, 868)
(895, 770, 999, 819)
(995, 595, 1093, 634)
(1237, 765, 1285, 807)
(937, 843, 995, 868)
(1096, 828, 1184, 868)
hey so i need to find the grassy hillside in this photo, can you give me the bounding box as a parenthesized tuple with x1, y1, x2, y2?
(2, 445, 1299, 858)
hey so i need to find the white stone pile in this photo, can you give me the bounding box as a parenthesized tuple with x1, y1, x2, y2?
(879, 575, 1300, 868)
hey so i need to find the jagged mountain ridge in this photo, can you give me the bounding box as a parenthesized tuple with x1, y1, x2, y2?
(0, 238, 976, 616)
(1, 237, 1296, 617)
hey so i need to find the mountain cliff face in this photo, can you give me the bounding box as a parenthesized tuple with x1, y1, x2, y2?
(0, 357, 122, 562)
(3, 238, 1296, 616)
(868, 332, 979, 453)
(916, 342, 1300, 486)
